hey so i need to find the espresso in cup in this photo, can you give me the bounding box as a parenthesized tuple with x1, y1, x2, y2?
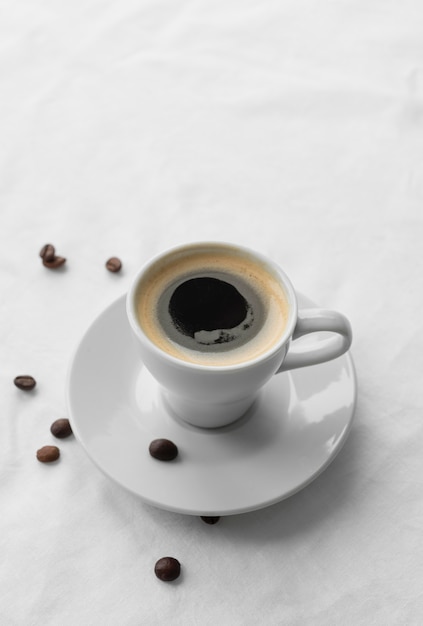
(135, 244, 290, 366)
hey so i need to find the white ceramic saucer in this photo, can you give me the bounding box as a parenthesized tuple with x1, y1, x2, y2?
(66, 294, 357, 516)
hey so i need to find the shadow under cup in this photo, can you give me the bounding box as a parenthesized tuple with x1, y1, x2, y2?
(126, 242, 297, 428)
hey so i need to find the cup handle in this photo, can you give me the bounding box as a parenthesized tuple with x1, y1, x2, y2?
(277, 309, 352, 373)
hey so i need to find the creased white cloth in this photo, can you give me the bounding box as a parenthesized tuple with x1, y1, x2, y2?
(1, 1, 423, 624)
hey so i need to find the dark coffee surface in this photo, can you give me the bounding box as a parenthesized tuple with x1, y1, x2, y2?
(168, 277, 249, 342)
(158, 270, 260, 352)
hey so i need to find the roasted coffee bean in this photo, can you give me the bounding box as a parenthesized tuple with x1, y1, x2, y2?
(42, 256, 66, 269)
(105, 257, 122, 273)
(154, 557, 181, 582)
(50, 418, 73, 439)
(39, 243, 55, 261)
(36, 445, 60, 463)
(149, 438, 178, 461)
(14, 375, 36, 391)
(200, 516, 221, 525)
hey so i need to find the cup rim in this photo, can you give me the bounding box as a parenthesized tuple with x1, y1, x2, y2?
(126, 241, 298, 372)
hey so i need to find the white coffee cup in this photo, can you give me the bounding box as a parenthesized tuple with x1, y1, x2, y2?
(126, 242, 352, 428)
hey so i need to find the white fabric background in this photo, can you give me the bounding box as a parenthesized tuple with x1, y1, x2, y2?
(1, 0, 422, 624)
